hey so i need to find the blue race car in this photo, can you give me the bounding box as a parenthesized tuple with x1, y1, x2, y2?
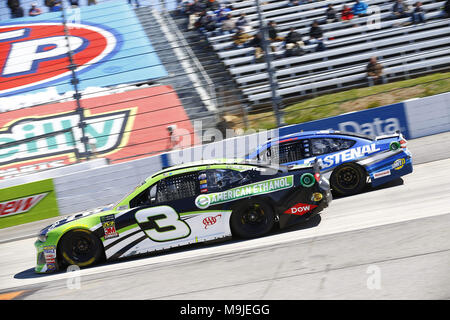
(246, 130, 413, 196)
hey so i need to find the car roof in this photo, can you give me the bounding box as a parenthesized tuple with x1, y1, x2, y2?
(273, 130, 375, 143)
(148, 158, 271, 180)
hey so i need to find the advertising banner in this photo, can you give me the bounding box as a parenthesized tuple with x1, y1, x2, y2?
(280, 102, 411, 139)
(0, 178, 59, 229)
(0, 85, 196, 180)
(0, 0, 167, 98)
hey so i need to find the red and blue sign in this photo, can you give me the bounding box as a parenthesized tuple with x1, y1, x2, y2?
(0, 1, 167, 97)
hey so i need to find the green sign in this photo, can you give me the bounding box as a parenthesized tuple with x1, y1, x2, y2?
(0, 179, 59, 229)
(195, 175, 294, 209)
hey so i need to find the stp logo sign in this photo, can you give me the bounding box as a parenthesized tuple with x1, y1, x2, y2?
(284, 203, 318, 216)
(0, 23, 117, 96)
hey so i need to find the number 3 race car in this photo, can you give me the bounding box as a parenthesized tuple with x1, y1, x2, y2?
(35, 160, 331, 273)
(246, 130, 413, 196)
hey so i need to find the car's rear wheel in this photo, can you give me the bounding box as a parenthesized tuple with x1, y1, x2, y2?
(230, 201, 275, 238)
(330, 163, 367, 196)
(58, 229, 104, 268)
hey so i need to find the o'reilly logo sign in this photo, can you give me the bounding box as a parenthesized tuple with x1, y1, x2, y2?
(0, 110, 130, 166)
(195, 175, 294, 209)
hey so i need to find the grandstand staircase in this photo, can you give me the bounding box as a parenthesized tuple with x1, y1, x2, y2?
(134, 7, 219, 132)
(167, 12, 250, 128)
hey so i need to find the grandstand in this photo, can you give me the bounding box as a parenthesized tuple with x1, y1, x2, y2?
(172, 0, 450, 107)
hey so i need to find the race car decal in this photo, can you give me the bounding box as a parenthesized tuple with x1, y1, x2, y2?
(195, 175, 294, 209)
(100, 214, 119, 240)
(373, 169, 391, 179)
(101, 209, 233, 260)
(392, 158, 406, 170)
(284, 203, 318, 216)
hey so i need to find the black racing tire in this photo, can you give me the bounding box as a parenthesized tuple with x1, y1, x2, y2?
(330, 163, 367, 196)
(230, 200, 275, 239)
(58, 229, 104, 268)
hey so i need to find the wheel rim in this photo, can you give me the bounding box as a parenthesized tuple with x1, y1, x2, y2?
(69, 234, 96, 263)
(336, 166, 360, 190)
(241, 204, 267, 228)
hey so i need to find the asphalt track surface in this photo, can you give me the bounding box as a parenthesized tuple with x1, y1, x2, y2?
(0, 132, 449, 300)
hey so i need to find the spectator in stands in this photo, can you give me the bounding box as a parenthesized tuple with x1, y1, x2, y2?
(88, 0, 97, 5)
(391, 0, 411, 19)
(288, 0, 300, 6)
(128, 0, 140, 8)
(69, 0, 79, 7)
(267, 21, 284, 52)
(7, 0, 22, 18)
(51, 1, 62, 11)
(202, 11, 218, 33)
(235, 13, 249, 28)
(45, 0, 55, 11)
(366, 56, 384, 84)
(411, 2, 426, 23)
(206, 0, 220, 11)
(444, 0, 450, 17)
(29, 3, 42, 16)
(325, 4, 338, 23)
(352, 0, 369, 17)
(187, 0, 205, 30)
(284, 28, 305, 57)
(340, 4, 354, 22)
(11, 5, 25, 18)
(249, 31, 264, 60)
(220, 13, 236, 34)
(232, 27, 253, 49)
(306, 20, 326, 52)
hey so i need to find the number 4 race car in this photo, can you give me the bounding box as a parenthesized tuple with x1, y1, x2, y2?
(35, 160, 331, 273)
(246, 130, 413, 196)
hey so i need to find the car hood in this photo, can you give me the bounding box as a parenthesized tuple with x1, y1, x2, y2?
(38, 204, 115, 237)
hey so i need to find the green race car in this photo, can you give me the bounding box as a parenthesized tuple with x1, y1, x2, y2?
(35, 159, 331, 273)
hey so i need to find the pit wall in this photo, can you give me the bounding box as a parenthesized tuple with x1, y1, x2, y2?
(1, 92, 448, 225)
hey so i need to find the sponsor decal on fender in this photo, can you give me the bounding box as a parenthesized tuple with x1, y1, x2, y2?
(195, 175, 294, 209)
(373, 169, 391, 179)
(202, 214, 222, 229)
(43, 245, 57, 270)
(284, 203, 318, 216)
(392, 158, 405, 170)
(0, 193, 48, 218)
(100, 214, 119, 240)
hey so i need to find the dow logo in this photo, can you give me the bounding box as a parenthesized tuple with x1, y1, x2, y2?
(0, 23, 117, 96)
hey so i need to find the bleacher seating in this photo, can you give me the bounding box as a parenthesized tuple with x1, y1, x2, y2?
(197, 0, 450, 105)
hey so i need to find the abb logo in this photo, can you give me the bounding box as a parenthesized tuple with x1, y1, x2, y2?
(0, 193, 48, 218)
(284, 203, 318, 216)
(0, 23, 116, 96)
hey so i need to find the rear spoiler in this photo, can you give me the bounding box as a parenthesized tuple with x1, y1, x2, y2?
(287, 159, 321, 174)
(374, 130, 403, 141)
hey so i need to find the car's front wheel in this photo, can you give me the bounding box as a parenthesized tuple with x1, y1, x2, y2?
(58, 229, 104, 269)
(330, 163, 367, 196)
(230, 201, 275, 239)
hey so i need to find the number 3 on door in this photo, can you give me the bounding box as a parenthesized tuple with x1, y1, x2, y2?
(135, 206, 191, 242)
